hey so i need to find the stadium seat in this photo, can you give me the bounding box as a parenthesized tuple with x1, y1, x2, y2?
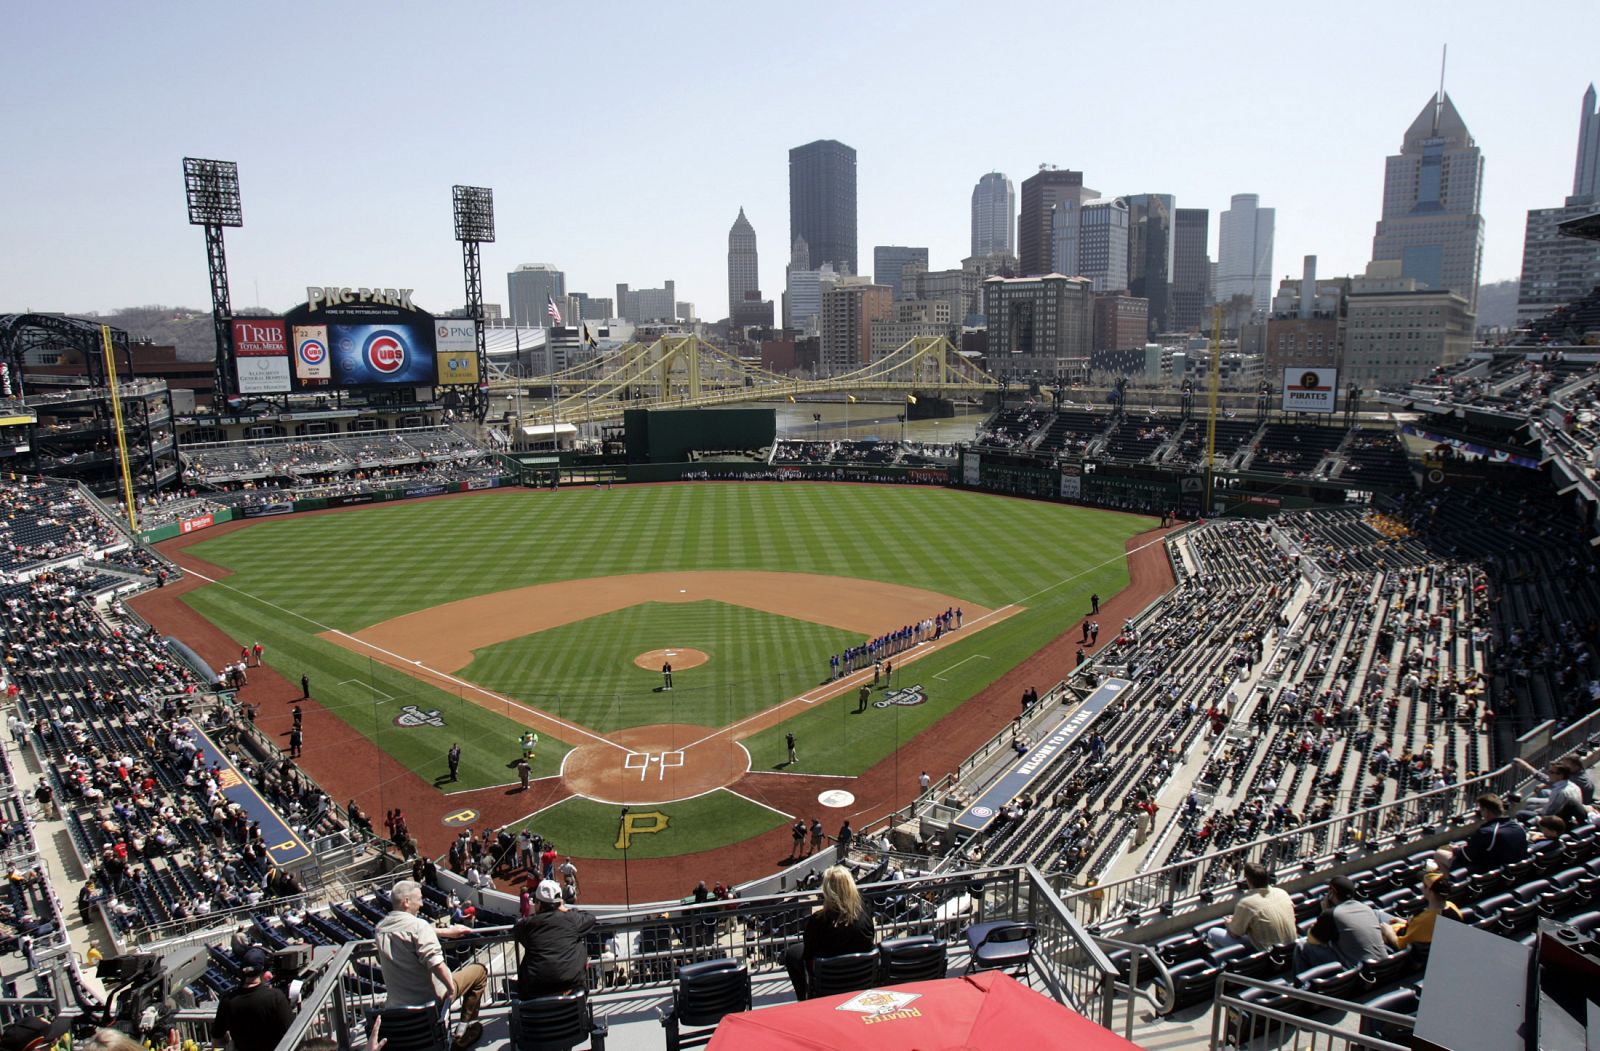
(373, 1008, 448, 1051)
(508, 990, 607, 1051)
(878, 935, 947, 984)
(808, 950, 880, 999)
(1359, 987, 1420, 1044)
(659, 958, 750, 1051)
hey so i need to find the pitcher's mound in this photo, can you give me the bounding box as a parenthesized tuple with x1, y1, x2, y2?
(634, 647, 708, 670)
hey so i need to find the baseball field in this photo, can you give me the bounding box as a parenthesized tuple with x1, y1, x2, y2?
(160, 484, 1155, 867)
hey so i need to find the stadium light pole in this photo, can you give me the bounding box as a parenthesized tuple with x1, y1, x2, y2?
(183, 158, 243, 406)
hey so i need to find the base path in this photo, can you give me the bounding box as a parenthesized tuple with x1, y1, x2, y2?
(330, 570, 1002, 674)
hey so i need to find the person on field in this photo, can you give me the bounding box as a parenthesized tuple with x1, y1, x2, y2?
(300, 674, 310, 700)
(786, 732, 798, 765)
(448, 743, 462, 783)
(662, 661, 673, 690)
(516, 757, 531, 791)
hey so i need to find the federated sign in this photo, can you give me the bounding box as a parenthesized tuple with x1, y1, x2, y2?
(181, 718, 313, 867)
(951, 678, 1132, 835)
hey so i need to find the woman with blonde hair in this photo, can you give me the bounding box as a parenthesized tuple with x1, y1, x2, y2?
(784, 865, 876, 999)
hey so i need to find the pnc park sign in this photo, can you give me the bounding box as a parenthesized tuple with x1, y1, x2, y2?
(305, 286, 418, 312)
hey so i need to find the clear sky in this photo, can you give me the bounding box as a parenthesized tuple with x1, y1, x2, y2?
(3, 1, 1593, 319)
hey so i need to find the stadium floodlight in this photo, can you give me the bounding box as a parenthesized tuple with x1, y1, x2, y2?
(452, 185, 495, 243)
(183, 158, 243, 227)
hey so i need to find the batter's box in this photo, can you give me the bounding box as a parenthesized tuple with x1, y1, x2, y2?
(624, 750, 686, 782)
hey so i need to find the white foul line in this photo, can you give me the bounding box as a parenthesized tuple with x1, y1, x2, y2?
(932, 653, 990, 681)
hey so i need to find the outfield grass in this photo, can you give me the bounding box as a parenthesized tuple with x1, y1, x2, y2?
(511, 790, 791, 863)
(460, 600, 857, 733)
(180, 485, 1151, 798)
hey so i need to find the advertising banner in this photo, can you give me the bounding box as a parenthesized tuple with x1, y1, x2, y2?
(466, 478, 499, 491)
(434, 318, 480, 385)
(325, 492, 380, 508)
(291, 324, 332, 384)
(953, 678, 1131, 835)
(1282, 367, 1338, 414)
(179, 514, 215, 534)
(1060, 473, 1081, 500)
(181, 719, 311, 867)
(963, 453, 981, 485)
(232, 319, 292, 394)
(329, 322, 438, 387)
(241, 502, 294, 518)
(403, 483, 449, 499)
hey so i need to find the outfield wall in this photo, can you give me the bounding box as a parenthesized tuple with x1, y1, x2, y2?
(138, 477, 516, 543)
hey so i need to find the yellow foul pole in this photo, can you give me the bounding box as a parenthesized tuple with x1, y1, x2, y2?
(100, 326, 139, 532)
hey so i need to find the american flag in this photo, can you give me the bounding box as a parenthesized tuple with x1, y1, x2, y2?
(546, 296, 563, 325)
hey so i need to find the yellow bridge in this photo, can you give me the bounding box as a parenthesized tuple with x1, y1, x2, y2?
(488, 334, 998, 426)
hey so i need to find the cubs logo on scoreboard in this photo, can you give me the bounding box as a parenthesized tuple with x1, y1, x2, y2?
(327, 322, 437, 387)
(292, 324, 331, 384)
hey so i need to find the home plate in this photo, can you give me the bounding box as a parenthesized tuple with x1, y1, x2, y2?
(818, 790, 855, 808)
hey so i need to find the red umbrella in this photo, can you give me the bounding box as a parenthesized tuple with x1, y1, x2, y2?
(705, 971, 1143, 1050)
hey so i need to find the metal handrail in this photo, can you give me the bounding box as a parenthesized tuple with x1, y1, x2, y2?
(1208, 971, 1416, 1051)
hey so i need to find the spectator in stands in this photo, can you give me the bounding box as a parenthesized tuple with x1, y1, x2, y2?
(1514, 756, 1590, 827)
(1294, 875, 1388, 972)
(512, 878, 596, 997)
(374, 879, 487, 1051)
(1453, 793, 1528, 873)
(784, 865, 876, 1000)
(211, 946, 292, 1051)
(1382, 876, 1463, 950)
(1205, 863, 1296, 952)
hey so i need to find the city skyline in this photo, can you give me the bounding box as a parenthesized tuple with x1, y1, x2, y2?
(1, 2, 1592, 321)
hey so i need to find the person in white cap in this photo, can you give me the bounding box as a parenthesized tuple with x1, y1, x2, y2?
(513, 879, 597, 997)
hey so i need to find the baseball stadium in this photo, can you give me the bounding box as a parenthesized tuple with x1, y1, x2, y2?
(2, 188, 1600, 1049)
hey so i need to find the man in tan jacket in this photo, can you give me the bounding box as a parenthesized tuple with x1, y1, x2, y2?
(1205, 862, 1296, 952)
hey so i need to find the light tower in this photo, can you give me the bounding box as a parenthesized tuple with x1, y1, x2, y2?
(182, 158, 243, 400)
(452, 185, 495, 421)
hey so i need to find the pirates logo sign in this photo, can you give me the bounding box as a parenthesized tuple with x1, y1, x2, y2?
(835, 988, 924, 1024)
(393, 704, 446, 728)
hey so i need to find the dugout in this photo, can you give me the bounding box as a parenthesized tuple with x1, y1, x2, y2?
(623, 407, 776, 463)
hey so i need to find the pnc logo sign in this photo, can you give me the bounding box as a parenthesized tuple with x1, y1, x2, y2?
(364, 330, 407, 374)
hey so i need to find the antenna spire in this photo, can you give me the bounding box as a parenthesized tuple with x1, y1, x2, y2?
(1434, 44, 1448, 135)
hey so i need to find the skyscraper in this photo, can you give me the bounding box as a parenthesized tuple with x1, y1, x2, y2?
(507, 264, 566, 327)
(1125, 194, 1176, 335)
(1218, 194, 1276, 315)
(728, 208, 759, 320)
(1018, 168, 1095, 276)
(1052, 198, 1128, 292)
(1172, 208, 1211, 332)
(971, 172, 1016, 259)
(1369, 92, 1485, 315)
(1517, 85, 1600, 327)
(789, 140, 857, 276)
(872, 246, 929, 301)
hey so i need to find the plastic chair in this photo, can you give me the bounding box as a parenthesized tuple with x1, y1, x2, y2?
(659, 958, 750, 1051)
(878, 935, 947, 984)
(508, 990, 607, 1051)
(808, 949, 880, 999)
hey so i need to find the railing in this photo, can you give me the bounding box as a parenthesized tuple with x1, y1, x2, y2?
(1516, 705, 1600, 775)
(1053, 763, 1519, 932)
(158, 864, 1119, 1051)
(1207, 972, 1414, 1050)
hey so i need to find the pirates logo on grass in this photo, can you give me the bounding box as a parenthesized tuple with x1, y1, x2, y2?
(393, 705, 446, 728)
(835, 988, 923, 1024)
(874, 684, 928, 709)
